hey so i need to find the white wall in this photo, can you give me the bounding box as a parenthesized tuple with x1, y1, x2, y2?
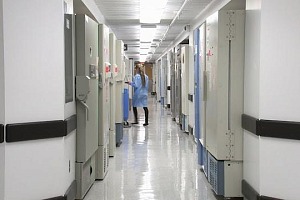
(0, 0, 4, 124)
(5, 139, 65, 199)
(0, 143, 4, 200)
(243, 0, 261, 192)
(260, 0, 300, 122)
(244, 0, 300, 198)
(3, 0, 65, 123)
(260, 137, 300, 199)
(243, 131, 260, 193)
(3, 0, 75, 199)
(244, 0, 261, 117)
(0, 0, 5, 199)
(63, 131, 76, 193)
(188, 33, 195, 128)
(258, 0, 300, 198)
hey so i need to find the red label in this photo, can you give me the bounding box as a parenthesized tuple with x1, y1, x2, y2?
(207, 49, 212, 56)
(105, 65, 110, 72)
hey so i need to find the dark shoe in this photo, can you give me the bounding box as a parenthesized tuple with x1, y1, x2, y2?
(143, 123, 149, 126)
(131, 122, 138, 125)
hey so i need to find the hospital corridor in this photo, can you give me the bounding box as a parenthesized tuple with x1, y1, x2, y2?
(1, 0, 300, 200)
(84, 96, 217, 200)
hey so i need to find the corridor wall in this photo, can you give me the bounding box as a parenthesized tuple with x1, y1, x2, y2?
(1, 0, 76, 199)
(166, 52, 171, 108)
(243, 0, 300, 199)
(0, 1, 4, 198)
(156, 60, 161, 102)
(188, 33, 195, 137)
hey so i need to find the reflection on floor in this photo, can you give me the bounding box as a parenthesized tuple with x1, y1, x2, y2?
(84, 96, 217, 200)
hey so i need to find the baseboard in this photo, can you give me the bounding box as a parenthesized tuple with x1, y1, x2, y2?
(44, 180, 77, 200)
(242, 179, 283, 200)
(188, 125, 193, 135)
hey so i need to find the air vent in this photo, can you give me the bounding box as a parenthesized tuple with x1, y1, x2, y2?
(207, 152, 224, 195)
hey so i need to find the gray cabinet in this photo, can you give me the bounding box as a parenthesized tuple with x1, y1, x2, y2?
(75, 14, 99, 199)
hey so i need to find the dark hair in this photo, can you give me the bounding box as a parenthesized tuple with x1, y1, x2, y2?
(135, 65, 146, 87)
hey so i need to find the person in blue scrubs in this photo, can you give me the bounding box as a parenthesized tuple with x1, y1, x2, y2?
(127, 64, 149, 126)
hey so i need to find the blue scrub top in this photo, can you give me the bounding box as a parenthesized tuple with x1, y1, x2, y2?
(130, 73, 149, 107)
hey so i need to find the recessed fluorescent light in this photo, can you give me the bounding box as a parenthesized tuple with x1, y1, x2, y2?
(140, 0, 168, 23)
(140, 25, 156, 42)
(140, 42, 151, 49)
(140, 48, 149, 54)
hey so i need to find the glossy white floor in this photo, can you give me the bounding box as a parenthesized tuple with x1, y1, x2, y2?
(84, 96, 217, 200)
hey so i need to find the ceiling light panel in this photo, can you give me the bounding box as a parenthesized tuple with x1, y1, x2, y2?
(140, 48, 150, 54)
(140, 0, 168, 23)
(140, 42, 151, 49)
(95, 0, 140, 20)
(140, 25, 157, 42)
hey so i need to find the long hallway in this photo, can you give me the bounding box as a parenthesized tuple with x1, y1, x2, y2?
(84, 96, 217, 200)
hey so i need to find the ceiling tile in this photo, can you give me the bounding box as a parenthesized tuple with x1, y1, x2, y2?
(93, 0, 212, 62)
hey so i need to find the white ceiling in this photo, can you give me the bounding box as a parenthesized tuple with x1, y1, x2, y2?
(93, 0, 212, 62)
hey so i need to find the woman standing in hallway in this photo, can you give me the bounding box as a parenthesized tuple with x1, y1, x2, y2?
(127, 64, 149, 126)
